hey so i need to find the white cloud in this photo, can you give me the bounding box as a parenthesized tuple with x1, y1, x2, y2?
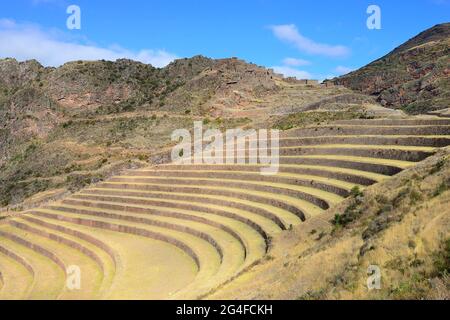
(0, 19, 178, 67)
(270, 24, 350, 58)
(334, 65, 354, 75)
(272, 66, 312, 79)
(271, 57, 313, 79)
(282, 57, 311, 67)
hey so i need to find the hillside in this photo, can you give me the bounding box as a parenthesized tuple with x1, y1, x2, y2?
(334, 23, 450, 114)
(1, 117, 448, 299)
(0, 56, 376, 209)
(210, 143, 450, 300)
(1, 42, 448, 300)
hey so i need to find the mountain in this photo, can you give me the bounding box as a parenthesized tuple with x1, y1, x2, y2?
(334, 23, 450, 114)
(0, 55, 279, 155)
(0, 25, 449, 303)
(0, 56, 282, 205)
(2, 54, 366, 207)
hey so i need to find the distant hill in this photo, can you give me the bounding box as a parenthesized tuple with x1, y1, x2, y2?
(0, 52, 399, 208)
(334, 23, 450, 114)
(0, 55, 287, 206)
(0, 55, 279, 157)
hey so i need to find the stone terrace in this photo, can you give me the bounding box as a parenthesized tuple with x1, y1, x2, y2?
(1, 118, 449, 299)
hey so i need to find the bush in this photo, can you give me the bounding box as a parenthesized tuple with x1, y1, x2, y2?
(137, 154, 148, 161)
(350, 186, 363, 198)
(430, 158, 447, 175)
(332, 199, 363, 229)
(433, 181, 449, 197)
(66, 173, 102, 192)
(332, 214, 343, 227)
(433, 238, 450, 278)
(62, 120, 74, 128)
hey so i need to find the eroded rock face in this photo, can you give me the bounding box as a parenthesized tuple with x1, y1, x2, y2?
(0, 55, 282, 118)
(0, 58, 45, 88)
(0, 60, 61, 164)
(43, 59, 159, 112)
(334, 23, 450, 114)
(163, 57, 280, 114)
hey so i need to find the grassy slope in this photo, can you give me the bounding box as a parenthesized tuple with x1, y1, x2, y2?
(209, 148, 450, 300)
(1, 55, 448, 300)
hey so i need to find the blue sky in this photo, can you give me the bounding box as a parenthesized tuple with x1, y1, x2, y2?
(0, 0, 448, 80)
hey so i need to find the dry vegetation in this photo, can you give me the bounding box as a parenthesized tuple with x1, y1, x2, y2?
(0, 55, 373, 210)
(1, 25, 449, 299)
(209, 148, 450, 300)
(335, 23, 450, 114)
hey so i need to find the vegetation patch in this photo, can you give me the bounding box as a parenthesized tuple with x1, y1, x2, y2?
(332, 198, 363, 231)
(273, 110, 367, 131)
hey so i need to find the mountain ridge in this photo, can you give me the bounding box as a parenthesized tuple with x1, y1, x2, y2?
(334, 22, 450, 114)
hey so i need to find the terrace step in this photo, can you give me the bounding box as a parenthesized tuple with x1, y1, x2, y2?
(83, 187, 286, 232)
(153, 164, 388, 185)
(201, 145, 436, 162)
(57, 197, 267, 264)
(29, 208, 245, 297)
(269, 135, 450, 148)
(15, 215, 117, 298)
(71, 192, 278, 239)
(97, 181, 311, 223)
(4, 221, 104, 299)
(264, 145, 435, 161)
(0, 244, 35, 299)
(23, 213, 199, 300)
(110, 175, 343, 210)
(125, 169, 356, 196)
(284, 125, 450, 137)
(204, 155, 414, 175)
(333, 119, 450, 126)
(0, 229, 66, 299)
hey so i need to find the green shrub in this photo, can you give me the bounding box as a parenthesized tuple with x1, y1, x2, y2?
(137, 154, 148, 161)
(433, 181, 449, 197)
(350, 186, 363, 198)
(333, 214, 343, 227)
(62, 120, 74, 128)
(331, 199, 363, 229)
(432, 238, 450, 277)
(409, 189, 423, 205)
(430, 158, 447, 175)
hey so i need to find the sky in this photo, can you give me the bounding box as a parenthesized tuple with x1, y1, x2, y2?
(0, 0, 449, 80)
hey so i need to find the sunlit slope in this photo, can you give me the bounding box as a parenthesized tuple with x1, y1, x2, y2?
(1, 118, 449, 299)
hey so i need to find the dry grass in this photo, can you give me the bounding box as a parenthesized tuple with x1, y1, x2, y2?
(208, 148, 450, 300)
